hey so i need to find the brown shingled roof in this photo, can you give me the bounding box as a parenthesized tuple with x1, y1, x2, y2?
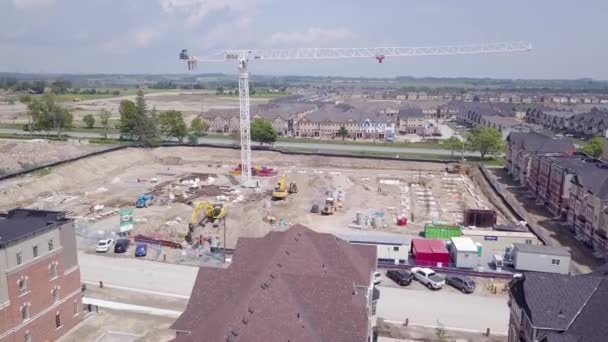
(171, 224, 376, 342)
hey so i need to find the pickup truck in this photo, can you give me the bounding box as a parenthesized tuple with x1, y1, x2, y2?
(411, 267, 445, 290)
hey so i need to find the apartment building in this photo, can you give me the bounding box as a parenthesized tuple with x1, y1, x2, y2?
(505, 132, 575, 187)
(508, 270, 607, 342)
(0, 209, 82, 342)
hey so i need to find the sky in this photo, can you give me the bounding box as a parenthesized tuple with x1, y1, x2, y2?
(0, 0, 607, 79)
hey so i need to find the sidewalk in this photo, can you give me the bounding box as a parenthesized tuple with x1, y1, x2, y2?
(82, 298, 182, 318)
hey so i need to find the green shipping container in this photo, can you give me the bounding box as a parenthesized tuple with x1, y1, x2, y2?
(424, 223, 463, 240)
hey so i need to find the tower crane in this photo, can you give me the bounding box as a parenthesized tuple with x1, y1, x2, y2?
(179, 42, 532, 187)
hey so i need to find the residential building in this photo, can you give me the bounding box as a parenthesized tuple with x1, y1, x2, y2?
(508, 270, 608, 342)
(171, 224, 378, 342)
(397, 106, 425, 134)
(565, 158, 608, 255)
(531, 155, 585, 217)
(0, 209, 83, 342)
(505, 132, 575, 187)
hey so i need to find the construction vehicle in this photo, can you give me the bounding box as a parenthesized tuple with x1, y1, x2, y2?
(321, 198, 337, 216)
(135, 193, 155, 208)
(271, 174, 298, 200)
(190, 201, 227, 229)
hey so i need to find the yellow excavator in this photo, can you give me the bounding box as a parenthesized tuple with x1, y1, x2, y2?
(190, 201, 227, 229)
(272, 174, 298, 200)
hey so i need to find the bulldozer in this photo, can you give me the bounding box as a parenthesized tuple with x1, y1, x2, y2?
(321, 198, 337, 216)
(190, 201, 227, 229)
(271, 174, 298, 200)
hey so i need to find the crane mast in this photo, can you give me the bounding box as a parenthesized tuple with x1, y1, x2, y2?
(180, 42, 531, 187)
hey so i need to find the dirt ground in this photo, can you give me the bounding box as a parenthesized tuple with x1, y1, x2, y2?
(377, 319, 506, 342)
(0, 146, 508, 264)
(0, 92, 276, 125)
(0, 139, 110, 175)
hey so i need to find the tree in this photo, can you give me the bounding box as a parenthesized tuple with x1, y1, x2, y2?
(31, 81, 46, 94)
(27, 93, 71, 135)
(337, 126, 349, 141)
(190, 117, 209, 137)
(132, 88, 159, 145)
(216, 86, 224, 95)
(83, 114, 95, 128)
(581, 137, 604, 158)
(19, 95, 34, 135)
(50, 80, 68, 94)
(99, 109, 112, 139)
(119, 100, 138, 140)
(249, 85, 256, 96)
(159, 110, 188, 142)
(466, 126, 503, 160)
(250, 118, 277, 146)
(443, 136, 464, 157)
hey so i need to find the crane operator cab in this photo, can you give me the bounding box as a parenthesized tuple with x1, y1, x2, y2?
(179, 49, 189, 60)
(212, 204, 224, 218)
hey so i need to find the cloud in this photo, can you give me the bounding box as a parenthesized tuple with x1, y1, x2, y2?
(134, 28, 161, 48)
(158, 0, 253, 29)
(12, 0, 55, 9)
(266, 27, 355, 46)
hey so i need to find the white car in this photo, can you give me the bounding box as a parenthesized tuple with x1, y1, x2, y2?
(96, 239, 115, 253)
(373, 271, 382, 285)
(411, 267, 445, 290)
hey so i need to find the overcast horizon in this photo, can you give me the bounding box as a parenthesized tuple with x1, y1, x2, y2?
(1, 0, 607, 80)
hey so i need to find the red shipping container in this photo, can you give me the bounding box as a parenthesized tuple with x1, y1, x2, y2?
(411, 239, 434, 266)
(427, 239, 450, 267)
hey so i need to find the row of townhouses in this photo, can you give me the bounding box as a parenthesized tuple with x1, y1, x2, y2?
(527, 107, 608, 138)
(453, 102, 545, 139)
(200, 100, 441, 141)
(506, 132, 608, 259)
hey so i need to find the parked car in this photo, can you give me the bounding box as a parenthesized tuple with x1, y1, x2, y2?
(114, 239, 131, 253)
(95, 239, 115, 253)
(135, 243, 148, 257)
(373, 271, 382, 285)
(446, 275, 476, 293)
(386, 269, 413, 286)
(411, 267, 445, 290)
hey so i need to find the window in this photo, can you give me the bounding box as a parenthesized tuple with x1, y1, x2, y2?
(55, 313, 61, 328)
(525, 239, 533, 245)
(393, 246, 400, 252)
(49, 262, 57, 279)
(21, 305, 29, 321)
(52, 288, 59, 303)
(48, 240, 54, 251)
(24, 332, 31, 342)
(18, 277, 27, 293)
(73, 301, 79, 315)
(32, 245, 38, 258)
(16, 252, 22, 265)
(552, 259, 561, 265)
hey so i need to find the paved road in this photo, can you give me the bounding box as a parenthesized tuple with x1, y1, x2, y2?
(376, 285, 509, 334)
(79, 252, 508, 333)
(78, 252, 198, 296)
(0, 128, 482, 157)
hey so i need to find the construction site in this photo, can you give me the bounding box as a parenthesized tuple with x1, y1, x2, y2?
(0, 145, 510, 266)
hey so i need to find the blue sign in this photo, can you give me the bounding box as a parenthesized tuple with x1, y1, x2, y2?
(484, 236, 498, 241)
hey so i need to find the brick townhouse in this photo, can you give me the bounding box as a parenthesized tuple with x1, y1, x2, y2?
(529, 155, 586, 218)
(0, 209, 83, 342)
(505, 132, 574, 187)
(565, 159, 608, 256)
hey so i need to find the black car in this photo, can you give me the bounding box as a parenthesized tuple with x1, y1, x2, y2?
(386, 269, 414, 286)
(445, 275, 476, 293)
(114, 239, 131, 253)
